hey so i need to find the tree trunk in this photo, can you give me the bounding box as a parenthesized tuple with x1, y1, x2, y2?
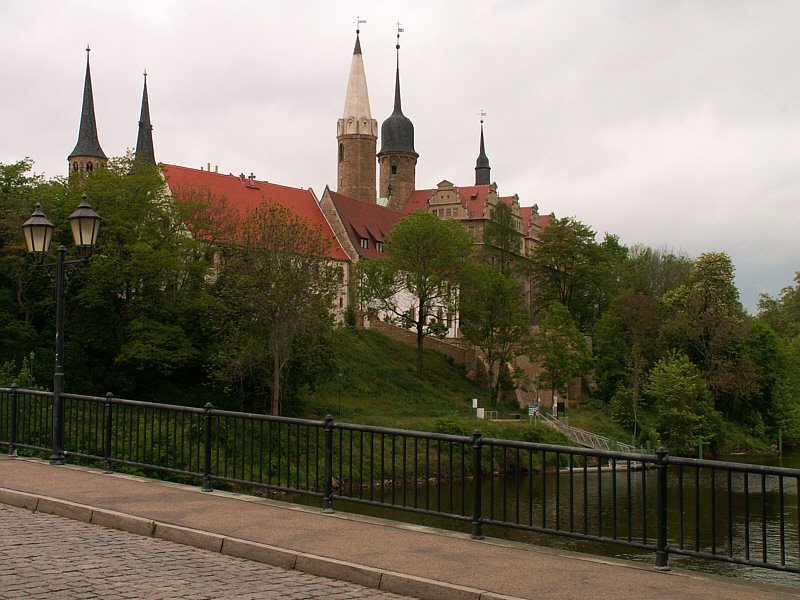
(415, 311, 425, 378)
(271, 354, 281, 416)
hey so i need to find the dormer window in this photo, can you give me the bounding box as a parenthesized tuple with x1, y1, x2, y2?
(360, 238, 369, 249)
(375, 241, 384, 252)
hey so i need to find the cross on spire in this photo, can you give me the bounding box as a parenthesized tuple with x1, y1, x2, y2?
(479, 109, 487, 124)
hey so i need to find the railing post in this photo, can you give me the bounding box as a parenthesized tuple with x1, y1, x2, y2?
(654, 446, 670, 570)
(103, 393, 113, 473)
(202, 403, 213, 492)
(471, 429, 484, 540)
(10, 384, 18, 456)
(322, 414, 334, 513)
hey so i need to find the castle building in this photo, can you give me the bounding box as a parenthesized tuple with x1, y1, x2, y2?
(68, 47, 107, 177)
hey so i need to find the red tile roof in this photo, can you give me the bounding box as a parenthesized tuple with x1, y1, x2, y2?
(162, 164, 349, 261)
(327, 190, 404, 258)
(539, 214, 552, 230)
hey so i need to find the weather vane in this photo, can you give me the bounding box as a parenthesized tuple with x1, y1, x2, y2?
(396, 22, 404, 49)
(479, 110, 487, 124)
(354, 16, 366, 34)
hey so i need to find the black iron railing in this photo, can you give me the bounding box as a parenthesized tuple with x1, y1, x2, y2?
(1, 386, 798, 574)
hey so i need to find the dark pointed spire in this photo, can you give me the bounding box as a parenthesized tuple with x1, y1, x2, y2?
(134, 71, 156, 167)
(475, 114, 491, 185)
(68, 46, 107, 161)
(379, 30, 415, 154)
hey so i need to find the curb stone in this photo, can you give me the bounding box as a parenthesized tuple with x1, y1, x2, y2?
(0, 487, 523, 600)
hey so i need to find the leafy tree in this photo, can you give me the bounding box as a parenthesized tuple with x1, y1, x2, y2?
(459, 263, 529, 403)
(662, 252, 757, 418)
(359, 211, 473, 377)
(529, 216, 604, 329)
(528, 302, 591, 399)
(483, 201, 521, 275)
(758, 273, 800, 442)
(213, 202, 340, 415)
(644, 351, 723, 455)
(627, 244, 693, 297)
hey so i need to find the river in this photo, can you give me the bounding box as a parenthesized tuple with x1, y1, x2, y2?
(286, 448, 800, 589)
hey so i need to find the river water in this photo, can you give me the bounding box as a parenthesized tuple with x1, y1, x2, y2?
(289, 448, 800, 589)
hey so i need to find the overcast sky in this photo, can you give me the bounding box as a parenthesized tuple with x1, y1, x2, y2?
(2, 1, 798, 312)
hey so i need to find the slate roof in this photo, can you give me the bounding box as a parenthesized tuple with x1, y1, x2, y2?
(327, 190, 403, 258)
(68, 50, 106, 160)
(162, 164, 349, 261)
(134, 74, 156, 166)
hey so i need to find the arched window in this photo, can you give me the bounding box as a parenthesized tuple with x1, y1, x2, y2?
(86, 162, 93, 172)
(73, 162, 79, 172)
(338, 144, 344, 163)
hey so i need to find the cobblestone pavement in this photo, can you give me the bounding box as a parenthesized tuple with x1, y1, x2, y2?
(0, 504, 411, 599)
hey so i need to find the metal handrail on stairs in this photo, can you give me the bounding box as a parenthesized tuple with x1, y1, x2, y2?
(540, 411, 650, 454)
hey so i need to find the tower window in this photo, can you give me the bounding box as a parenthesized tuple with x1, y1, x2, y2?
(338, 144, 344, 163)
(391, 165, 397, 175)
(87, 162, 93, 172)
(73, 162, 79, 172)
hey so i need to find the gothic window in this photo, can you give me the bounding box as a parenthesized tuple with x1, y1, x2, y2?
(338, 144, 344, 163)
(72, 162, 79, 172)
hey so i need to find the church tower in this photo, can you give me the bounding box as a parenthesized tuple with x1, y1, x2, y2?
(133, 71, 157, 169)
(475, 116, 491, 185)
(337, 29, 378, 203)
(68, 46, 107, 177)
(378, 31, 417, 211)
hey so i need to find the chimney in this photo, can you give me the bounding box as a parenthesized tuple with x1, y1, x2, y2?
(214, 165, 218, 173)
(207, 162, 211, 172)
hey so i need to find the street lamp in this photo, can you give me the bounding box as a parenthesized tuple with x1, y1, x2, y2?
(21, 195, 101, 465)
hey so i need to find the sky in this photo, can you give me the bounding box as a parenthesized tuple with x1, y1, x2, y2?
(1, 0, 798, 313)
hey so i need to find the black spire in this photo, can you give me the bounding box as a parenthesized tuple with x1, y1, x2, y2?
(354, 32, 362, 55)
(475, 118, 491, 185)
(68, 46, 107, 161)
(134, 71, 156, 167)
(379, 37, 415, 154)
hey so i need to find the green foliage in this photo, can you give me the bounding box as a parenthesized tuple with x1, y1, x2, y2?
(662, 252, 757, 418)
(359, 211, 473, 377)
(528, 302, 591, 397)
(644, 351, 723, 454)
(213, 202, 339, 415)
(529, 216, 607, 329)
(483, 202, 521, 274)
(459, 262, 529, 403)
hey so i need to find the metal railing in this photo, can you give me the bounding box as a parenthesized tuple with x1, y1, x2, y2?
(1, 386, 798, 575)
(540, 411, 642, 454)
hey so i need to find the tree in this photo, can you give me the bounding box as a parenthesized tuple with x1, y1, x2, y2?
(459, 263, 529, 403)
(644, 351, 723, 455)
(359, 211, 473, 377)
(627, 244, 693, 298)
(662, 252, 757, 418)
(528, 302, 591, 399)
(528, 216, 605, 329)
(483, 202, 521, 275)
(214, 202, 340, 415)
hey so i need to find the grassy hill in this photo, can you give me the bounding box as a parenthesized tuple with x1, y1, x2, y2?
(300, 327, 570, 444)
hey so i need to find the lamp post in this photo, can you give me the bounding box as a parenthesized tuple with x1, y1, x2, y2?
(21, 195, 101, 465)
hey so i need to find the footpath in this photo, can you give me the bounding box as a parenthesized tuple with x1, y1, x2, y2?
(1, 454, 798, 600)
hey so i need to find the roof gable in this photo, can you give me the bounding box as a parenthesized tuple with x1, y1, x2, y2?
(328, 190, 403, 258)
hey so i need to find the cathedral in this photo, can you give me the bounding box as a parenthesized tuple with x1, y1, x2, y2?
(66, 30, 552, 334)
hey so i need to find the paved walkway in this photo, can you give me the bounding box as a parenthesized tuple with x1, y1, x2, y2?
(0, 503, 408, 600)
(1, 454, 798, 600)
